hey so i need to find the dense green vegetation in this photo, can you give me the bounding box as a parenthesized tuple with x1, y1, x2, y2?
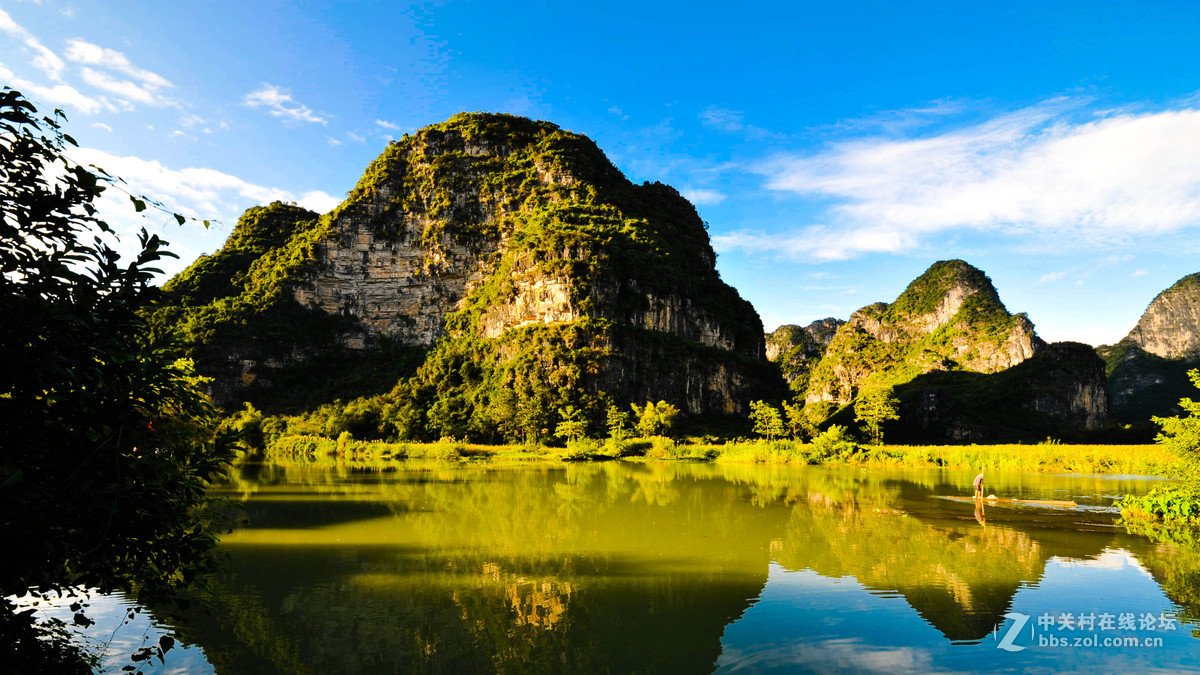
(147, 202, 372, 412)
(0, 90, 235, 671)
(1099, 339, 1198, 438)
(1122, 369, 1200, 522)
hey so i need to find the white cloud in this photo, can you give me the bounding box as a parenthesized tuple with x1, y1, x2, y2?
(298, 190, 341, 214)
(64, 147, 343, 276)
(79, 67, 173, 107)
(682, 189, 726, 205)
(0, 62, 112, 114)
(1132, 269, 1148, 277)
(326, 136, 343, 146)
(1039, 271, 1068, 283)
(64, 39, 172, 89)
(375, 119, 400, 130)
(755, 99, 1200, 260)
(346, 131, 366, 144)
(91, 122, 112, 132)
(0, 8, 64, 80)
(713, 224, 914, 262)
(243, 84, 326, 125)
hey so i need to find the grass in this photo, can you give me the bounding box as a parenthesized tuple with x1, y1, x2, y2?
(261, 434, 1180, 476)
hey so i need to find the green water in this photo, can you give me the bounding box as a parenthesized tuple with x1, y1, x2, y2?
(79, 460, 1200, 672)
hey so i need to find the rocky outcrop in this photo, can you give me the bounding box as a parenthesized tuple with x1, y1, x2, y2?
(293, 216, 497, 348)
(765, 319, 844, 394)
(805, 260, 1045, 406)
(1126, 273, 1200, 359)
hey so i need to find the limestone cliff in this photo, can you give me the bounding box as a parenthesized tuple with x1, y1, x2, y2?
(1126, 273, 1200, 359)
(1098, 272, 1200, 435)
(154, 113, 783, 438)
(805, 260, 1044, 406)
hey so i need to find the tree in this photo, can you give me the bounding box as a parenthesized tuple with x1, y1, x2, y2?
(632, 400, 679, 437)
(0, 89, 235, 669)
(1121, 369, 1200, 523)
(854, 384, 900, 445)
(749, 400, 785, 440)
(606, 404, 631, 442)
(782, 399, 806, 440)
(554, 405, 588, 442)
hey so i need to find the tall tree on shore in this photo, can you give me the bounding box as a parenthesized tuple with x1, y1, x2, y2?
(0, 89, 236, 670)
(855, 383, 900, 445)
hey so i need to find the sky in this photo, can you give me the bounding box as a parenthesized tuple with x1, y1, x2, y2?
(4, 0, 1200, 346)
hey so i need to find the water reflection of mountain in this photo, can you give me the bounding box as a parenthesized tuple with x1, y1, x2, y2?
(159, 461, 1189, 672)
(172, 463, 791, 674)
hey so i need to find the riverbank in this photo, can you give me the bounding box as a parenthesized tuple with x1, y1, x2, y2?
(261, 434, 1179, 476)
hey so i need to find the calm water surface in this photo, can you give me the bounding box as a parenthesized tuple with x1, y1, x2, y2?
(57, 460, 1200, 673)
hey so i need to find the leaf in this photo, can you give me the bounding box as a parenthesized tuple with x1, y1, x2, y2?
(202, 220, 211, 229)
(173, 213, 186, 225)
(159, 635, 175, 652)
(130, 196, 147, 213)
(72, 612, 94, 627)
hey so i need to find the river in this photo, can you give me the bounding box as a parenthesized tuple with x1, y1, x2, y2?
(39, 460, 1200, 673)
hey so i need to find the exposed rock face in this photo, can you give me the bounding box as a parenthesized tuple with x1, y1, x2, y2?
(805, 260, 1045, 406)
(1126, 273, 1200, 359)
(293, 216, 497, 348)
(156, 113, 782, 428)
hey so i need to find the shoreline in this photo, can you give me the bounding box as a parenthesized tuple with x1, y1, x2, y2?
(252, 435, 1179, 477)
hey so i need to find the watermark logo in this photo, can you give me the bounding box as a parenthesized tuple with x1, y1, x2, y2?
(996, 612, 1029, 652)
(994, 611, 1175, 651)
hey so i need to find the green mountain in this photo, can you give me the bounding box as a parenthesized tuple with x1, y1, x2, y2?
(765, 318, 843, 395)
(1098, 272, 1200, 439)
(151, 113, 785, 441)
(800, 260, 1109, 442)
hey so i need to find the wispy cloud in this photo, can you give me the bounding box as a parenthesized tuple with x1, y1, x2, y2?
(1132, 269, 1148, 277)
(0, 62, 112, 113)
(91, 122, 111, 132)
(699, 105, 783, 140)
(69, 147, 341, 274)
(1039, 270, 1068, 283)
(243, 84, 326, 125)
(0, 8, 64, 79)
(682, 189, 726, 206)
(374, 119, 400, 130)
(64, 39, 172, 89)
(607, 105, 629, 120)
(79, 67, 173, 107)
(739, 98, 1200, 260)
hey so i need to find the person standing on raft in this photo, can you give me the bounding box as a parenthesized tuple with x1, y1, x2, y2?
(973, 471, 985, 502)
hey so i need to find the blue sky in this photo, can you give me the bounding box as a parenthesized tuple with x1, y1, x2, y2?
(5, 0, 1200, 346)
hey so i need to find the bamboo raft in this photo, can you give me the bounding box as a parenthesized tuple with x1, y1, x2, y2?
(938, 495, 1079, 508)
